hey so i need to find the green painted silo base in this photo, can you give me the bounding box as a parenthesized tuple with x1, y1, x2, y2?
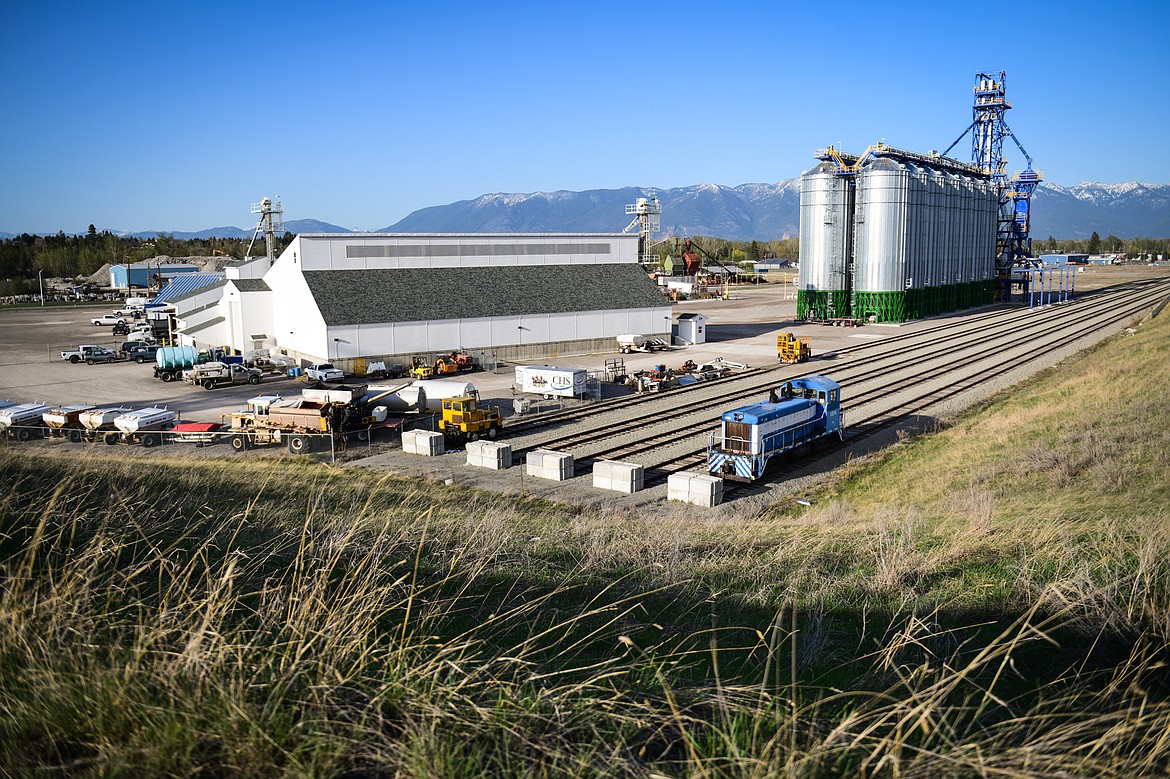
(853, 281, 998, 323)
(797, 289, 851, 321)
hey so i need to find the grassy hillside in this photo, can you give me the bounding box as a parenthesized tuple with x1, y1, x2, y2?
(1, 308, 1168, 777)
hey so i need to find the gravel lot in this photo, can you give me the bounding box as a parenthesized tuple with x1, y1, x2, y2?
(3, 265, 1167, 511)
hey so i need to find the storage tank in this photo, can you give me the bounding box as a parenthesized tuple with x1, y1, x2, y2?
(411, 379, 476, 412)
(364, 384, 426, 413)
(797, 162, 853, 320)
(156, 345, 198, 370)
(853, 158, 912, 322)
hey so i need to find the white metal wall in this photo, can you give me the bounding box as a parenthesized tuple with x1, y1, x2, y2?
(325, 307, 672, 358)
(266, 238, 328, 359)
(296, 233, 639, 271)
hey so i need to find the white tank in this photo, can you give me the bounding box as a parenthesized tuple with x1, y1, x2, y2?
(0, 402, 51, 428)
(411, 379, 476, 412)
(364, 384, 427, 413)
(114, 407, 176, 434)
(80, 407, 135, 430)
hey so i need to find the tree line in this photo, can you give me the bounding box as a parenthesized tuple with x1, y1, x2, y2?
(0, 227, 294, 293)
(1038, 232, 1170, 258)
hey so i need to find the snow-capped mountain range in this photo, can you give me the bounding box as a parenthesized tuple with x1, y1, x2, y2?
(3, 182, 1166, 242)
(379, 180, 1170, 241)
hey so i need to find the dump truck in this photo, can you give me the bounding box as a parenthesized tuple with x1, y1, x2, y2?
(226, 385, 401, 454)
(182, 361, 264, 389)
(777, 332, 812, 364)
(437, 392, 502, 444)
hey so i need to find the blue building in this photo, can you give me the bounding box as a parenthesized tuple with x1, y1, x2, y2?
(1039, 254, 1088, 266)
(109, 262, 200, 290)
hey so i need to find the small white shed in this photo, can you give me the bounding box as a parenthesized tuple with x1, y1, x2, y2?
(675, 312, 709, 344)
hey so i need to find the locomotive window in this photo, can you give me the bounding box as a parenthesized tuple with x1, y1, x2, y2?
(829, 390, 838, 403)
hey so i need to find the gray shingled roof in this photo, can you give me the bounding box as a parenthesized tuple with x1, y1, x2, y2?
(303, 263, 668, 326)
(231, 278, 271, 292)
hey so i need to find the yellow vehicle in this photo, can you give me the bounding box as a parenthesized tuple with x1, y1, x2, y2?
(777, 332, 812, 364)
(438, 393, 502, 443)
(410, 355, 434, 379)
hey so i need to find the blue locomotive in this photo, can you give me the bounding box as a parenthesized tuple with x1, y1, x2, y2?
(708, 375, 844, 481)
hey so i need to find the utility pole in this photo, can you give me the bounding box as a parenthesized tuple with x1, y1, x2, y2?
(38, 268, 44, 306)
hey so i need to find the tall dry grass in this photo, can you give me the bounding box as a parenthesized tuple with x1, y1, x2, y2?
(1, 306, 1169, 775)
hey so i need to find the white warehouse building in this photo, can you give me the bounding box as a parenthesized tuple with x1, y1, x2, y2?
(170, 233, 673, 369)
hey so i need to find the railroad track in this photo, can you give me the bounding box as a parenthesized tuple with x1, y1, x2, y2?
(505, 279, 1170, 490)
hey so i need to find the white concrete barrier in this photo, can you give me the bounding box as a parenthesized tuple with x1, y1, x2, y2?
(526, 449, 574, 481)
(466, 440, 512, 470)
(592, 460, 644, 494)
(667, 472, 724, 507)
(402, 429, 445, 456)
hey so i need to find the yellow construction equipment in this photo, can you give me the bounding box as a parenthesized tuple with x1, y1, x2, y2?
(777, 332, 812, 364)
(438, 392, 502, 443)
(410, 355, 434, 379)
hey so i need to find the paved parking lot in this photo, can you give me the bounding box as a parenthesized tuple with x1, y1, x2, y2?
(5, 266, 1161, 424)
(0, 288, 985, 424)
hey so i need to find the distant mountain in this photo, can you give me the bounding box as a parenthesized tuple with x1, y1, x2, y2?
(1030, 182, 1170, 240)
(4, 181, 1167, 241)
(382, 182, 803, 241)
(122, 218, 353, 240)
(383, 180, 1170, 241)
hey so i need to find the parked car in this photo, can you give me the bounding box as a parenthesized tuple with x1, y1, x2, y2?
(91, 314, 126, 326)
(112, 321, 132, 335)
(115, 307, 144, 319)
(120, 340, 151, 355)
(124, 343, 161, 364)
(305, 362, 345, 382)
(81, 347, 118, 365)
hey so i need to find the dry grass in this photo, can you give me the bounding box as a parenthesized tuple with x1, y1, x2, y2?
(1, 307, 1169, 776)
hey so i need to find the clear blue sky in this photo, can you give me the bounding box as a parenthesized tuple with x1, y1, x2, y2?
(2, 0, 1167, 234)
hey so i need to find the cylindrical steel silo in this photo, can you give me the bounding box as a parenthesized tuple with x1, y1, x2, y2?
(798, 162, 853, 320)
(853, 158, 910, 322)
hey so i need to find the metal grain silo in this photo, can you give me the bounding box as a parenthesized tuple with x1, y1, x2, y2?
(853, 157, 912, 322)
(798, 163, 853, 320)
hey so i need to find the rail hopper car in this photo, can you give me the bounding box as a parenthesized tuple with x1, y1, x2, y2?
(708, 375, 844, 481)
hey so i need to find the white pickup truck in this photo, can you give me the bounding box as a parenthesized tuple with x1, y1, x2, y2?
(305, 362, 344, 382)
(61, 344, 116, 364)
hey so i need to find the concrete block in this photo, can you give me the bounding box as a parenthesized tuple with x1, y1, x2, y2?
(527, 449, 574, 481)
(402, 429, 444, 457)
(668, 472, 722, 506)
(593, 460, 644, 494)
(466, 440, 511, 470)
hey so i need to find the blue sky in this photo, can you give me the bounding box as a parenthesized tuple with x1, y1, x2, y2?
(2, 0, 1167, 234)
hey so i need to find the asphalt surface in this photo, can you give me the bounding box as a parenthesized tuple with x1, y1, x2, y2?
(3, 266, 1164, 423)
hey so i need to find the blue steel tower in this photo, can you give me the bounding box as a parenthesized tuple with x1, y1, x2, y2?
(944, 70, 1041, 294)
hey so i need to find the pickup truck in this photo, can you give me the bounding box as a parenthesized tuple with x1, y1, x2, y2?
(182, 361, 263, 390)
(305, 362, 344, 382)
(91, 314, 126, 326)
(61, 344, 116, 364)
(124, 343, 161, 364)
